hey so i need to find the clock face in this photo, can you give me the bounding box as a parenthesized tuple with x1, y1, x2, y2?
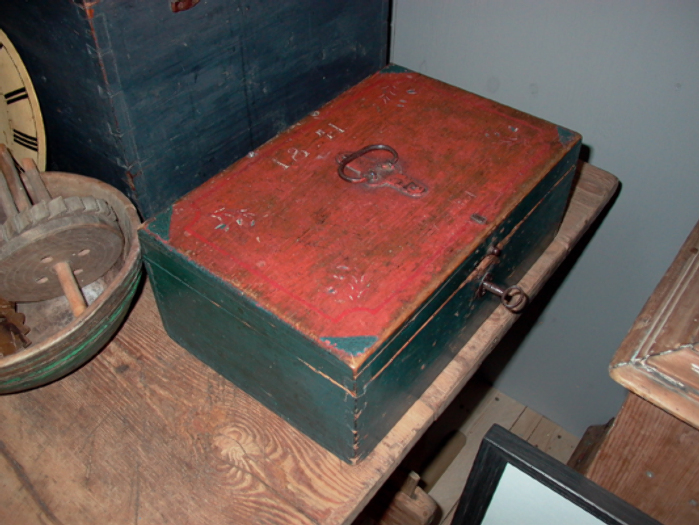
(0, 29, 46, 171)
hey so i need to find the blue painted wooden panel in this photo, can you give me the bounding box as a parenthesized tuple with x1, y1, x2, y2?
(1, 0, 389, 217)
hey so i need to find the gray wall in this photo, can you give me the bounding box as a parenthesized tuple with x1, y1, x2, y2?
(392, 0, 699, 436)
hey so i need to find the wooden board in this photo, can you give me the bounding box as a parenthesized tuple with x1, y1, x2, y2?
(586, 393, 699, 525)
(0, 163, 617, 525)
(610, 216, 699, 429)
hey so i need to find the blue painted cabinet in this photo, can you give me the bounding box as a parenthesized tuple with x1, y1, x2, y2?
(1, 1, 389, 217)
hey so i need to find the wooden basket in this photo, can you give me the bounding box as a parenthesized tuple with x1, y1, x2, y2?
(0, 171, 141, 393)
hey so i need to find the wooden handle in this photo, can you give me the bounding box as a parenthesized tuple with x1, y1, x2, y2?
(399, 471, 421, 499)
(21, 158, 52, 203)
(0, 161, 18, 219)
(0, 145, 31, 212)
(53, 261, 87, 317)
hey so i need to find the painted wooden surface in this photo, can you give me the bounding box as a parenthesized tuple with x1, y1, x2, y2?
(0, 163, 617, 525)
(154, 70, 579, 352)
(610, 217, 699, 429)
(586, 393, 699, 525)
(140, 69, 581, 461)
(1, 1, 389, 217)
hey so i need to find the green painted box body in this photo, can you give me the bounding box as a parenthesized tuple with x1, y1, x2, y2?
(139, 68, 581, 463)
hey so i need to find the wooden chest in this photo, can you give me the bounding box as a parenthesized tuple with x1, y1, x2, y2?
(1, 0, 388, 217)
(139, 67, 581, 463)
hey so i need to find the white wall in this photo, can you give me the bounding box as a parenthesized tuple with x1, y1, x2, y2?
(392, 0, 699, 436)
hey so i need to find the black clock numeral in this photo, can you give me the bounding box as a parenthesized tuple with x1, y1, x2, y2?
(13, 129, 38, 151)
(5, 87, 29, 104)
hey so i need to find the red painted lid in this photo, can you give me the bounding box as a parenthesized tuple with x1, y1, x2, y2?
(161, 71, 576, 364)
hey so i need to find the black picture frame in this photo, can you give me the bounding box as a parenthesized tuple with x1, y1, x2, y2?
(451, 424, 662, 525)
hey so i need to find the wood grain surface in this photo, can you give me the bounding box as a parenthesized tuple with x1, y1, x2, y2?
(610, 217, 699, 428)
(0, 163, 617, 524)
(586, 393, 699, 525)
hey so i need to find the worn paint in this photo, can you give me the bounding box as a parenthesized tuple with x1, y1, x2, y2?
(140, 68, 581, 462)
(2, 0, 390, 217)
(321, 336, 379, 356)
(146, 206, 173, 241)
(557, 125, 578, 145)
(163, 71, 577, 362)
(0, 264, 142, 392)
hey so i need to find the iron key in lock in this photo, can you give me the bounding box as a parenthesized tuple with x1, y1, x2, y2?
(479, 273, 529, 313)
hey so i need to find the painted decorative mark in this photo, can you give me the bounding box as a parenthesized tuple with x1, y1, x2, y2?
(315, 122, 345, 140)
(330, 266, 370, 303)
(321, 335, 378, 356)
(379, 85, 398, 105)
(272, 147, 309, 169)
(557, 126, 577, 145)
(289, 147, 309, 162)
(485, 127, 519, 147)
(211, 207, 256, 229)
(378, 85, 414, 109)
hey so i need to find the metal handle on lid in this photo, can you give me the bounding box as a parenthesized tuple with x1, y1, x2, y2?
(337, 144, 399, 183)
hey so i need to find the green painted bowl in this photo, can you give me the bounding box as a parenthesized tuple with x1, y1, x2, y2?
(0, 172, 142, 393)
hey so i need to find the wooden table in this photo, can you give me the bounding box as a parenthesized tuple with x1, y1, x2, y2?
(0, 163, 618, 525)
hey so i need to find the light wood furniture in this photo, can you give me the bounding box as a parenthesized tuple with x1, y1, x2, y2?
(586, 393, 699, 525)
(609, 216, 699, 427)
(586, 217, 699, 525)
(0, 163, 618, 525)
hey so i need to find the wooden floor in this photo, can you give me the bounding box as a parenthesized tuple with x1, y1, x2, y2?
(370, 374, 580, 525)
